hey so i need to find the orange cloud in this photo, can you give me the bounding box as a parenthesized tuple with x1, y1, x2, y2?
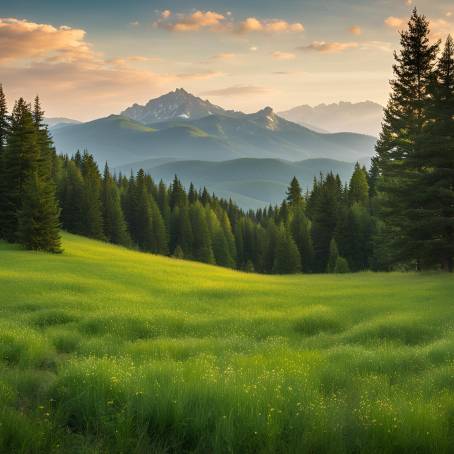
(0, 17, 92, 63)
(211, 52, 236, 60)
(271, 51, 296, 60)
(349, 26, 362, 35)
(155, 10, 304, 34)
(156, 10, 226, 32)
(238, 17, 304, 33)
(430, 18, 454, 40)
(384, 16, 406, 29)
(298, 41, 359, 53)
(0, 17, 223, 119)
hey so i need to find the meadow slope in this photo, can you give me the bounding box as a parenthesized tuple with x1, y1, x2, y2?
(0, 233, 453, 453)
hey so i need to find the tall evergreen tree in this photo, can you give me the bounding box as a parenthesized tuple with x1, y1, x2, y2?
(290, 205, 314, 273)
(286, 176, 303, 206)
(149, 196, 169, 255)
(349, 163, 369, 206)
(418, 36, 454, 270)
(169, 175, 187, 209)
(0, 84, 9, 239)
(17, 172, 62, 253)
(190, 201, 214, 263)
(0, 99, 40, 241)
(32, 96, 56, 179)
(58, 159, 85, 234)
(80, 152, 104, 239)
(0, 84, 8, 157)
(101, 163, 130, 246)
(311, 173, 342, 272)
(273, 224, 301, 274)
(375, 9, 439, 269)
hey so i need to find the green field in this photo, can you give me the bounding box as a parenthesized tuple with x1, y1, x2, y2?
(0, 234, 453, 453)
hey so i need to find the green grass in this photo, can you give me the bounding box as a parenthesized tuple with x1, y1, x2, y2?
(0, 233, 453, 453)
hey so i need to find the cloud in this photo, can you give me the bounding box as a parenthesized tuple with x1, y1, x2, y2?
(349, 26, 362, 35)
(0, 17, 92, 63)
(298, 41, 359, 53)
(155, 10, 304, 34)
(271, 51, 296, 60)
(155, 10, 226, 32)
(238, 17, 304, 33)
(211, 52, 236, 60)
(384, 15, 453, 40)
(0, 16, 225, 119)
(384, 16, 406, 29)
(429, 18, 454, 40)
(108, 55, 161, 66)
(201, 85, 272, 97)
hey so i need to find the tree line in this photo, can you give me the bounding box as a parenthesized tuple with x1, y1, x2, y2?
(0, 9, 452, 273)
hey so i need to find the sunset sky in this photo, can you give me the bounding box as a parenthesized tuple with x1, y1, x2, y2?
(1, 0, 453, 120)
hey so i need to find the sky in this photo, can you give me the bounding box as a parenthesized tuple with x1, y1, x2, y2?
(0, 0, 453, 120)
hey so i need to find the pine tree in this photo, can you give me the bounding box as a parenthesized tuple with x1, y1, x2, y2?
(206, 207, 234, 267)
(58, 159, 85, 234)
(311, 173, 342, 272)
(290, 205, 314, 273)
(170, 205, 193, 256)
(375, 9, 439, 269)
(32, 96, 56, 179)
(0, 84, 8, 157)
(338, 203, 373, 271)
(219, 210, 237, 265)
(149, 196, 169, 254)
(349, 163, 369, 206)
(286, 176, 303, 206)
(417, 35, 454, 270)
(80, 152, 104, 239)
(0, 84, 9, 240)
(131, 169, 155, 251)
(157, 179, 171, 232)
(17, 172, 62, 253)
(188, 182, 198, 204)
(263, 220, 279, 273)
(101, 163, 131, 246)
(189, 201, 214, 263)
(169, 175, 187, 208)
(273, 224, 301, 274)
(0, 99, 40, 241)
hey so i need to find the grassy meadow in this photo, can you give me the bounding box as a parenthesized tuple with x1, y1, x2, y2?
(0, 233, 453, 453)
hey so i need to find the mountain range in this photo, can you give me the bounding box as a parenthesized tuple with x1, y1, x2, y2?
(48, 89, 378, 208)
(51, 89, 376, 166)
(279, 101, 384, 137)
